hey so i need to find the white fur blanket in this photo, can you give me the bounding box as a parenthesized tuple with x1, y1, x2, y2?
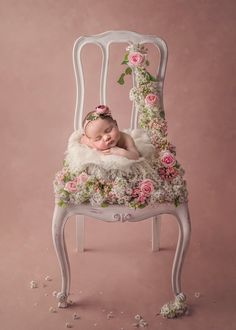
(65, 128, 155, 173)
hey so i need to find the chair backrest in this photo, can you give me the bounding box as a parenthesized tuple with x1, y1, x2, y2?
(73, 30, 168, 130)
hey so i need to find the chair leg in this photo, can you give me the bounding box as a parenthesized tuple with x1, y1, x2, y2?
(152, 216, 161, 251)
(52, 205, 71, 308)
(76, 215, 85, 252)
(171, 202, 191, 296)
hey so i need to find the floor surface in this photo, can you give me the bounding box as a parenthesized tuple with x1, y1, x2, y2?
(1, 198, 235, 330)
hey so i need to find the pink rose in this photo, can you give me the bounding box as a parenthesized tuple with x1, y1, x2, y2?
(132, 187, 141, 197)
(128, 52, 145, 66)
(139, 179, 154, 197)
(166, 167, 178, 179)
(64, 181, 77, 193)
(138, 194, 147, 204)
(160, 151, 176, 168)
(145, 93, 158, 106)
(158, 167, 166, 180)
(76, 172, 88, 185)
(95, 105, 110, 115)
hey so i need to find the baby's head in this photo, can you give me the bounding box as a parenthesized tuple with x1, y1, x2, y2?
(83, 105, 120, 151)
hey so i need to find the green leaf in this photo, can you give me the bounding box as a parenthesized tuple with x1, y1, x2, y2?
(175, 162, 180, 169)
(121, 53, 129, 65)
(58, 200, 66, 207)
(124, 53, 129, 61)
(138, 204, 146, 209)
(101, 202, 109, 208)
(174, 196, 180, 207)
(160, 110, 165, 119)
(146, 71, 158, 82)
(125, 67, 132, 75)
(117, 73, 125, 85)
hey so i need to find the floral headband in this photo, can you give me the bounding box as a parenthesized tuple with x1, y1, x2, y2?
(83, 105, 112, 131)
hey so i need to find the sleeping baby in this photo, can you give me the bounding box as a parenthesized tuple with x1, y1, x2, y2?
(65, 105, 155, 173)
(80, 105, 140, 160)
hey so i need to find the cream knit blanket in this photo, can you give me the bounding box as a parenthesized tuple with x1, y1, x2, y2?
(65, 128, 155, 174)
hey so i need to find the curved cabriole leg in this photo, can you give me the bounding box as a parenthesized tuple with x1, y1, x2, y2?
(159, 202, 191, 318)
(172, 202, 191, 297)
(52, 205, 71, 308)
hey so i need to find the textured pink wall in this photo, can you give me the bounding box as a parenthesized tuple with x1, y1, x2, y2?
(0, 0, 236, 320)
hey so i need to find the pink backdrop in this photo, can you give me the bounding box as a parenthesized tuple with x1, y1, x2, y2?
(1, 0, 236, 329)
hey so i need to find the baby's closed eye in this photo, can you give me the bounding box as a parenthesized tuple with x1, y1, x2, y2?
(105, 127, 112, 133)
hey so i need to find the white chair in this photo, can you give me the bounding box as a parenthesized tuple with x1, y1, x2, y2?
(52, 31, 191, 312)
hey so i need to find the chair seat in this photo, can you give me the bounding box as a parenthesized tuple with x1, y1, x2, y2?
(53, 201, 187, 223)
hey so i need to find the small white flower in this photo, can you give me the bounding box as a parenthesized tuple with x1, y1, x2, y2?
(139, 319, 148, 327)
(73, 313, 80, 320)
(49, 306, 57, 313)
(160, 304, 170, 314)
(30, 280, 38, 289)
(125, 188, 132, 195)
(52, 291, 57, 296)
(107, 312, 114, 319)
(194, 292, 201, 298)
(45, 276, 52, 281)
(134, 314, 142, 321)
(65, 322, 73, 328)
(133, 315, 148, 327)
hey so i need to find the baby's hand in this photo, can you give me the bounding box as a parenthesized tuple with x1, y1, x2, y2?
(101, 147, 124, 156)
(100, 149, 111, 155)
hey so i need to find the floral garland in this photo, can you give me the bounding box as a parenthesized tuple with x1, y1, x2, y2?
(118, 45, 189, 319)
(53, 44, 188, 209)
(118, 44, 181, 179)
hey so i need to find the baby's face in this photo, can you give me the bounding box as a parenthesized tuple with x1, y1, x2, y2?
(85, 118, 120, 151)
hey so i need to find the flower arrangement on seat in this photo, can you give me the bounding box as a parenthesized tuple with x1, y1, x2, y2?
(53, 44, 188, 209)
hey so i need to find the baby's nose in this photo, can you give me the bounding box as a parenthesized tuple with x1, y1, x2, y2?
(103, 134, 110, 141)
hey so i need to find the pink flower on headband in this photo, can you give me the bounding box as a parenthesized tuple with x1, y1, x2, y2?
(95, 105, 110, 115)
(84, 105, 112, 131)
